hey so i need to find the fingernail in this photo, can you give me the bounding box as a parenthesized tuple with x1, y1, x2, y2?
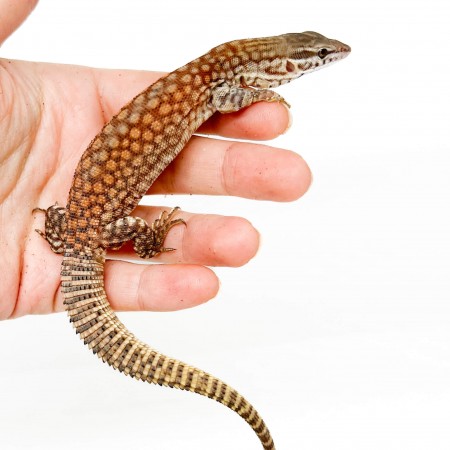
(281, 103, 293, 134)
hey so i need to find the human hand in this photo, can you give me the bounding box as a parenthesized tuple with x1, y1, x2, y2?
(0, 0, 311, 319)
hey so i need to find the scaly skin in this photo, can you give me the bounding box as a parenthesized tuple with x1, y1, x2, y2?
(37, 32, 350, 449)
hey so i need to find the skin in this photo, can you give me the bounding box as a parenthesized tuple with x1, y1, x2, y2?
(0, 0, 311, 320)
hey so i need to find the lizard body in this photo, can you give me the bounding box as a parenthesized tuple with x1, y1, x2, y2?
(36, 32, 350, 449)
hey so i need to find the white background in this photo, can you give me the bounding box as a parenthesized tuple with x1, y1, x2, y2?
(1, 0, 449, 449)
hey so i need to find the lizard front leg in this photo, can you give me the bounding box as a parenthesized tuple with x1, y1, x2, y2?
(98, 207, 185, 258)
(210, 83, 290, 113)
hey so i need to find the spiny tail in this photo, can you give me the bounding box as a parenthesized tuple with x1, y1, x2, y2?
(61, 252, 275, 450)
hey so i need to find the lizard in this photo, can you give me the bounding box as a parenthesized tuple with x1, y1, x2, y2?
(35, 31, 350, 450)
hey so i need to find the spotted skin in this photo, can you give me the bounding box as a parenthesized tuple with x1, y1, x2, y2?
(36, 32, 350, 449)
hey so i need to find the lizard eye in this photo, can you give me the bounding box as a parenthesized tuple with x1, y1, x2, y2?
(318, 48, 329, 59)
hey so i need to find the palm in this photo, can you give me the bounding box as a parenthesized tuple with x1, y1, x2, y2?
(0, 9, 310, 321)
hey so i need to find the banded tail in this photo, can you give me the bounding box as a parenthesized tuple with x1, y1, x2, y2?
(62, 252, 275, 450)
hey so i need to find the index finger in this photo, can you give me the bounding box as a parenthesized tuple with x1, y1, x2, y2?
(96, 69, 291, 141)
(199, 101, 291, 140)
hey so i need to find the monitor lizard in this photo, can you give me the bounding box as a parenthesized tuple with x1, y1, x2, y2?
(35, 31, 350, 449)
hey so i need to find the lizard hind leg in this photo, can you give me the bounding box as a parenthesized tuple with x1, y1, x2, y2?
(99, 207, 185, 258)
(33, 203, 66, 254)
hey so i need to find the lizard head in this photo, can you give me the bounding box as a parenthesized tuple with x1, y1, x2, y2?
(237, 31, 351, 89)
(283, 31, 351, 75)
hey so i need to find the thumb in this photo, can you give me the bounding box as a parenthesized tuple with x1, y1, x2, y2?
(0, 0, 39, 46)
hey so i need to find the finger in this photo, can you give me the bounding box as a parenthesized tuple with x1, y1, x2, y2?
(198, 101, 292, 140)
(96, 69, 290, 140)
(104, 262, 219, 312)
(111, 210, 260, 268)
(51, 212, 257, 313)
(52, 262, 219, 313)
(0, 0, 38, 46)
(150, 137, 311, 202)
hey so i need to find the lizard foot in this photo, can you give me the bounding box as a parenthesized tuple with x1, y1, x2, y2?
(33, 203, 66, 254)
(99, 207, 185, 259)
(134, 207, 186, 258)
